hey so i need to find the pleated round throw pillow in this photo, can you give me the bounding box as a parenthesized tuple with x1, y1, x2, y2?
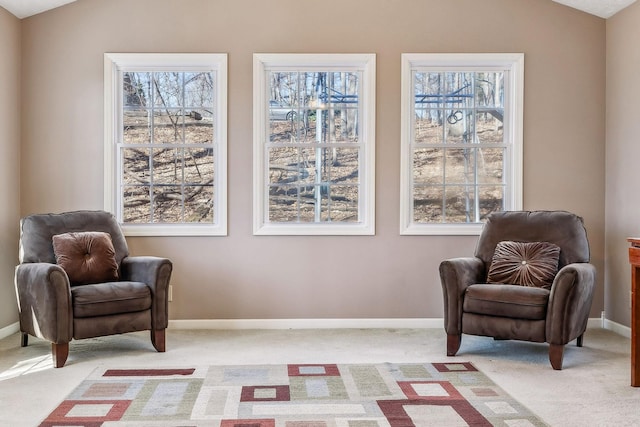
(486, 240, 561, 289)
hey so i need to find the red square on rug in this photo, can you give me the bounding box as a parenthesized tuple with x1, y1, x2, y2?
(221, 418, 275, 427)
(432, 362, 477, 373)
(241, 385, 290, 402)
(398, 380, 462, 400)
(41, 399, 131, 424)
(288, 364, 340, 376)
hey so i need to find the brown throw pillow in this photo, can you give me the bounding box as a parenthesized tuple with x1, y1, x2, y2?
(52, 231, 119, 285)
(486, 241, 561, 289)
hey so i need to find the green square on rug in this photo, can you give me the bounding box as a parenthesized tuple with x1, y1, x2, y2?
(40, 362, 547, 426)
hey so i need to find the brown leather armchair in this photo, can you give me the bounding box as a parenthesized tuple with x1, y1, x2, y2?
(440, 210, 596, 370)
(14, 210, 172, 367)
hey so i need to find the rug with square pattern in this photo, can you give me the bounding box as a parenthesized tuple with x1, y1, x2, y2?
(40, 362, 546, 426)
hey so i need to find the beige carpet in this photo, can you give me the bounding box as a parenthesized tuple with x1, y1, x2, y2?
(0, 327, 637, 426)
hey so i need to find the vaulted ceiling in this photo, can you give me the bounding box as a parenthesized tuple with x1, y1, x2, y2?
(0, 0, 636, 19)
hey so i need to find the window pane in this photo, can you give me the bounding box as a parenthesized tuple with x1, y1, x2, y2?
(294, 110, 323, 143)
(269, 185, 300, 222)
(184, 147, 214, 185)
(298, 147, 318, 184)
(479, 185, 504, 219)
(269, 72, 299, 107)
(476, 111, 504, 144)
(184, 185, 214, 222)
(152, 148, 180, 185)
(414, 110, 443, 145)
(184, 72, 213, 108)
(122, 186, 151, 223)
(152, 186, 182, 223)
(445, 110, 473, 144)
(153, 72, 183, 107)
(269, 99, 297, 122)
(476, 72, 504, 109)
(152, 110, 184, 144)
(328, 108, 358, 143)
(414, 72, 443, 109)
(269, 147, 301, 184)
(123, 111, 150, 144)
(478, 148, 504, 184)
(413, 148, 443, 184)
(269, 114, 301, 143)
(185, 109, 214, 144)
(444, 185, 476, 223)
(444, 72, 474, 109)
(413, 185, 442, 223)
(326, 148, 359, 183)
(321, 185, 359, 222)
(297, 193, 316, 222)
(444, 148, 476, 185)
(124, 72, 151, 108)
(122, 148, 150, 184)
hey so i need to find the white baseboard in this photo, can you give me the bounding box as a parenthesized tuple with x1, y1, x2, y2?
(0, 322, 19, 340)
(169, 318, 444, 330)
(603, 318, 631, 338)
(169, 317, 610, 331)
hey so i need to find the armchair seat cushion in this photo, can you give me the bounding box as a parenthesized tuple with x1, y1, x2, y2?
(71, 281, 152, 318)
(463, 284, 550, 320)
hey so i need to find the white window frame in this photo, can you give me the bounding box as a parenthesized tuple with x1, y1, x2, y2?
(104, 53, 228, 236)
(400, 53, 524, 235)
(253, 54, 376, 235)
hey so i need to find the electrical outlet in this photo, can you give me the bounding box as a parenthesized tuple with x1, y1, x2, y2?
(169, 285, 173, 302)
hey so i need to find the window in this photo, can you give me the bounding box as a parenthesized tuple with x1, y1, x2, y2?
(400, 53, 524, 235)
(253, 54, 376, 235)
(104, 53, 227, 236)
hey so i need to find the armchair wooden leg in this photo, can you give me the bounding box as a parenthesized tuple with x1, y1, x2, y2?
(576, 334, 584, 347)
(549, 344, 564, 370)
(52, 343, 69, 368)
(151, 329, 166, 352)
(447, 334, 461, 356)
(21, 333, 28, 347)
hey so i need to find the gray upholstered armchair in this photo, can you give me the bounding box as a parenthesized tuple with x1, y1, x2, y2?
(14, 210, 172, 367)
(440, 210, 596, 370)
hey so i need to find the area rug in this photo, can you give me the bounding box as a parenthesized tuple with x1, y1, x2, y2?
(40, 362, 546, 426)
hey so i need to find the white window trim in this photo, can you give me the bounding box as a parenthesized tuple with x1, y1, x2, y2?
(252, 53, 376, 236)
(104, 53, 228, 236)
(399, 53, 524, 235)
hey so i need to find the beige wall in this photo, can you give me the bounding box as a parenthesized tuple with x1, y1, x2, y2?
(14, 0, 606, 323)
(0, 7, 21, 329)
(605, 2, 640, 327)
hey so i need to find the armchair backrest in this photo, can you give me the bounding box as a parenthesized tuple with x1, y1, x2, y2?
(19, 210, 129, 265)
(474, 210, 590, 270)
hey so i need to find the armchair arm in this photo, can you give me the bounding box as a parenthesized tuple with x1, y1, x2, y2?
(439, 257, 486, 335)
(120, 256, 173, 329)
(14, 263, 72, 344)
(546, 262, 596, 345)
